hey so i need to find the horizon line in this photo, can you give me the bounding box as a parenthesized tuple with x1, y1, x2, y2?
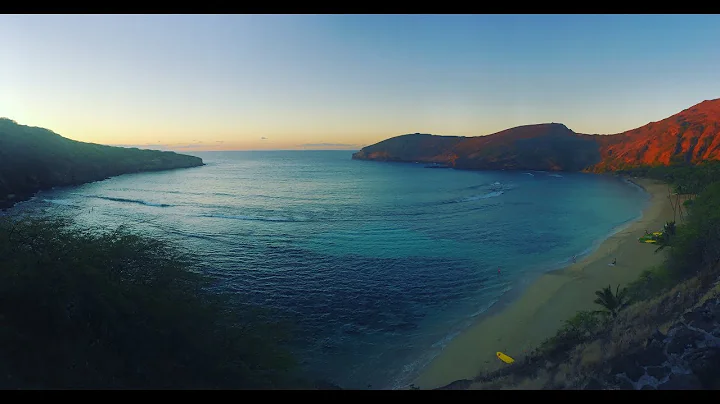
(110, 146, 363, 153)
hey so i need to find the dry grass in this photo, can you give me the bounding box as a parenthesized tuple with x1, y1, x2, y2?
(596, 277, 703, 357)
(471, 375, 512, 390)
(486, 273, 714, 390)
(577, 340, 604, 370)
(550, 363, 571, 388)
(697, 277, 720, 306)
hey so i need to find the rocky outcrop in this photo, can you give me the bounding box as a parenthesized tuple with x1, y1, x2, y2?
(439, 294, 720, 390)
(586, 297, 720, 390)
(591, 99, 720, 172)
(313, 379, 343, 390)
(352, 98, 720, 173)
(0, 118, 205, 210)
(434, 379, 474, 390)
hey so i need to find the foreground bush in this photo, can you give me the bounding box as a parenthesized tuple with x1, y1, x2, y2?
(0, 215, 299, 389)
(666, 182, 720, 277)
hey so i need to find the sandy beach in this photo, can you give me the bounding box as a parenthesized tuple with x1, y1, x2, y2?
(413, 177, 677, 389)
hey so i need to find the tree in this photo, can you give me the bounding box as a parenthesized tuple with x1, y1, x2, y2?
(593, 284, 628, 318)
(664, 221, 676, 236)
(653, 223, 675, 253)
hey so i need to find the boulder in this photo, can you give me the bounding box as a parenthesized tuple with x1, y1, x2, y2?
(666, 327, 705, 355)
(314, 380, 343, 390)
(686, 347, 720, 389)
(435, 379, 473, 390)
(702, 298, 720, 312)
(632, 344, 667, 367)
(610, 357, 645, 381)
(649, 329, 667, 344)
(615, 377, 635, 390)
(657, 373, 703, 390)
(582, 378, 604, 390)
(683, 307, 717, 333)
(645, 366, 671, 380)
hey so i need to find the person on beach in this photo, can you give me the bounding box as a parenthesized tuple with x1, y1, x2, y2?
(612, 258, 617, 265)
(572, 255, 576, 263)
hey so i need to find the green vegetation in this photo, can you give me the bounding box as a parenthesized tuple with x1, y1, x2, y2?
(534, 161, 720, 356)
(530, 283, 631, 364)
(624, 265, 680, 303)
(0, 214, 303, 389)
(592, 285, 629, 319)
(600, 161, 720, 301)
(478, 160, 720, 389)
(533, 310, 605, 365)
(0, 118, 204, 209)
(617, 160, 720, 197)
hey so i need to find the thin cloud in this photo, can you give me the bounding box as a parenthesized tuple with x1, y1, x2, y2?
(170, 144, 206, 149)
(300, 143, 360, 148)
(110, 142, 210, 151)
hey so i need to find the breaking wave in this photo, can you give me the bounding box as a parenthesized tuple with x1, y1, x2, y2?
(199, 213, 306, 223)
(86, 195, 174, 207)
(460, 191, 504, 202)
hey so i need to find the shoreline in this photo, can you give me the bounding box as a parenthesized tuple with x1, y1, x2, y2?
(412, 176, 675, 389)
(0, 163, 206, 212)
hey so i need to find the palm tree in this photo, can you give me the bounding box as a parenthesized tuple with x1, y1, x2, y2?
(667, 188, 676, 223)
(593, 284, 628, 318)
(664, 221, 676, 236)
(653, 221, 676, 253)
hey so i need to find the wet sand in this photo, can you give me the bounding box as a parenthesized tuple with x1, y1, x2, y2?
(413, 177, 676, 389)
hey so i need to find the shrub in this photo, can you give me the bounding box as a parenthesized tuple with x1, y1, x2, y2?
(593, 285, 628, 318)
(666, 182, 720, 278)
(535, 311, 604, 362)
(564, 310, 604, 337)
(0, 214, 300, 389)
(624, 265, 679, 303)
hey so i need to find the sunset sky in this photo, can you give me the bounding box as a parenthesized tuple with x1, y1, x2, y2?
(2, 14, 720, 151)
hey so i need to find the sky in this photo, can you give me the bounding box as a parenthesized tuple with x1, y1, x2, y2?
(2, 14, 720, 151)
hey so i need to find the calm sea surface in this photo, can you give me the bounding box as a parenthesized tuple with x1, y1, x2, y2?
(13, 150, 649, 389)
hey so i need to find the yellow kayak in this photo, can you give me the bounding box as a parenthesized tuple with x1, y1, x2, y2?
(496, 351, 515, 364)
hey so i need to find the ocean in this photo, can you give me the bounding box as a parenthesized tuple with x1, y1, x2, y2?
(11, 150, 650, 389)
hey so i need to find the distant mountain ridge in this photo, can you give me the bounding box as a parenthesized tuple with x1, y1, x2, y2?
(352, 99, 720, 172)
(0, 118, 204, 209)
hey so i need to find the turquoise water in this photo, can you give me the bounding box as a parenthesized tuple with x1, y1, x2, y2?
(13, 150, 649, 389)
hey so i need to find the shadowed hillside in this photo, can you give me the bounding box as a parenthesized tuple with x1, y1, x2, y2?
(451, 123, 600, 171)
(0, 118, 204, 209)
(351, 133, 466, 163)
(353, 99, 720, 172)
